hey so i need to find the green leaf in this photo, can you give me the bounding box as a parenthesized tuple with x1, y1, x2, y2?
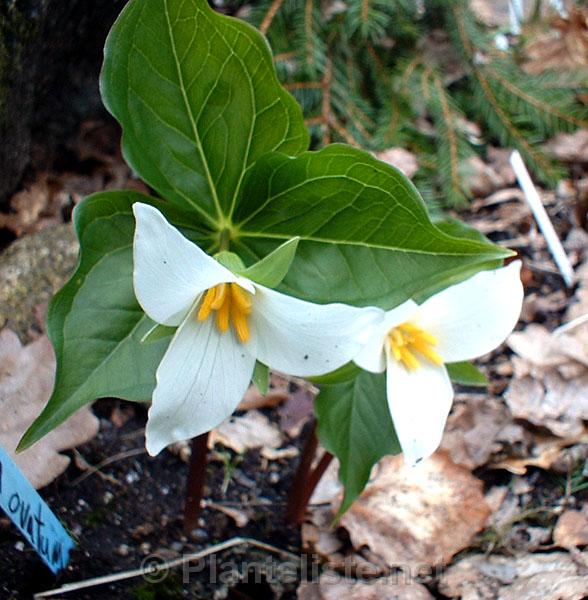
(308, 361, 361, 386)
(432, 216, 492, 244)
(215, 251, 246, 272)
(141, 323, 176, 343)
(252, 362, 269, 395)
(18, 191, 209, 451)
(100, 0, 309, 224)
(315, 371, 400, 516)
(240, 237, 299, 288)
(234, 145, 512, 308)
(446, 361, 488, 387)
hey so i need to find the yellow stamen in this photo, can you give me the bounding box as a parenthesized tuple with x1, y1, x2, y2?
(197, 282, 252, 343)
(215, 294, 230, 332)
(210, 283, 228, 310)
(388, 321, 443, 370)
(399, 346, 420, 370)
(231, 308, 250, 343)
(197, 287, 217, 321)
(231, 284, 253, 315)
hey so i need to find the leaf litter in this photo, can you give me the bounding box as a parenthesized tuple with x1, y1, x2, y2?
(0, 329, 99, 488)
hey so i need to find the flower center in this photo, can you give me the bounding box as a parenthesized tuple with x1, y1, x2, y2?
(197, 283, 252, 343)
(388, 322, 443, 371)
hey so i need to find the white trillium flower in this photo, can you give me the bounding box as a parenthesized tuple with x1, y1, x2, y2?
(132, 203, 382, 456)
(354, 262, 524, 466)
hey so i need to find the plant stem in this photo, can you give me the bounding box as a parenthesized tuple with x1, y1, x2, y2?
(183, 432, 209, 534)
(286, 420, 334, 525)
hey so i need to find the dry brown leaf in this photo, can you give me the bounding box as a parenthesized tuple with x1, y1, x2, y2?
(278, 386, 315, 438)
(236, 384, 288, 411)
(524, 8, 588, 74)
(441, 395, 511, 469)
(297, 571, 434, 600)
(554, 510, 588, 548)
(209, 410, 283, 454)
(340, 451, 490, 571)
(543, 130, 588, 164)
(374, 148, 419, 179)
(505, 319, 588, 438)
(490, 434, 588, 475)
(439, 551, 588, 600)
(0, 329, 99, 488)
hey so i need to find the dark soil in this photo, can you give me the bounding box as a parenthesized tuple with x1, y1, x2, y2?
(0, 400, 306, 599)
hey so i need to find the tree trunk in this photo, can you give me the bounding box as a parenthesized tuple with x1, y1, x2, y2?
(0, 1, 126, 206)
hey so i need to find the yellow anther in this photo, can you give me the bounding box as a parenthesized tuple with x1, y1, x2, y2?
(231, 309, 250, 343)
(389, 321, 442, 370)
(197, 287, 216, 321)
(399, 346, 420, 370)
(210, 283, 228, 310)
(231, 284, 253, 315)
(215, 297, 230, 332)
(197, 282, 252, 343)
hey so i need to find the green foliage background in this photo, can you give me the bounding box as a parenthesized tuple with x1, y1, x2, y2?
(225, 0, 588, 206)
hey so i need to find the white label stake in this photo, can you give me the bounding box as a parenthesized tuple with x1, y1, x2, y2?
(0, 445, 75, 574)
(510, 150, 575, 287)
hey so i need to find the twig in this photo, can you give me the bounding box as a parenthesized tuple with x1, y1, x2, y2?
(34, 537, 299, 599)
(71, 447, 145, 486)
(510, 150, 575, 287)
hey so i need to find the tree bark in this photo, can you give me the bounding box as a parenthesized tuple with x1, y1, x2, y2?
(0, 1, 126, 206)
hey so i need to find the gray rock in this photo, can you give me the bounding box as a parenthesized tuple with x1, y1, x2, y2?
(0, 224, 78, 340)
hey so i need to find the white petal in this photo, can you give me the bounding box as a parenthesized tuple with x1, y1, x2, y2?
(354, 300, 418, 373)
(251, 285, 383, 377)
(133, 203, 236, 326)
(145, 308, 257, 455)
(385, 351, 454, 466)
(416, 262, 523, 363)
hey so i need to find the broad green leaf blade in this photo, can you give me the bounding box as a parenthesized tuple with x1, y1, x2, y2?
(446, 361, 488, 387)
(234, 145, 512, 307)
(18, 191, 211, 451)
(141, 323, 176, 344)
(308, 361, 361, 385)
(432, 216, 492, 244)
(252, 361, 269, 395)
(101, 0, 309, 223)
(240, 237, 299, 288)
(315, 371, 400, 516)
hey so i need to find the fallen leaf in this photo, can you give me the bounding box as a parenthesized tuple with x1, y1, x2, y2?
(298, 571, 434, 600)
(491, 434, 588, 475)
(236, 384, 288, 411)
(340, 451, 490, 571)
(374, 148, 419, 179)
(441, 394, 511, 469)
(543, 130, 588, 163)
(209, 410, 283, 454)
(524, 8, 588, 75)
(554, 510, 588, 548)
(278, 386, 315, 438)
(505, 320, 588, 438)
(0, 329, 99, 488)
(439, 551, 588, 600)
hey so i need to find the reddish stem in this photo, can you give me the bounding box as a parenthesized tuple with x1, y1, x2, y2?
(183, 432, 209, 534)
(286, 421, 334, 525)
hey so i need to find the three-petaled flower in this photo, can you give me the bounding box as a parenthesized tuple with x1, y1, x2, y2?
(133, 203, 382, 455)
(354, 262, 523, 466)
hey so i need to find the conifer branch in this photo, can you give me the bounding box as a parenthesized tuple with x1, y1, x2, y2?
(259, 0, 285, 35)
